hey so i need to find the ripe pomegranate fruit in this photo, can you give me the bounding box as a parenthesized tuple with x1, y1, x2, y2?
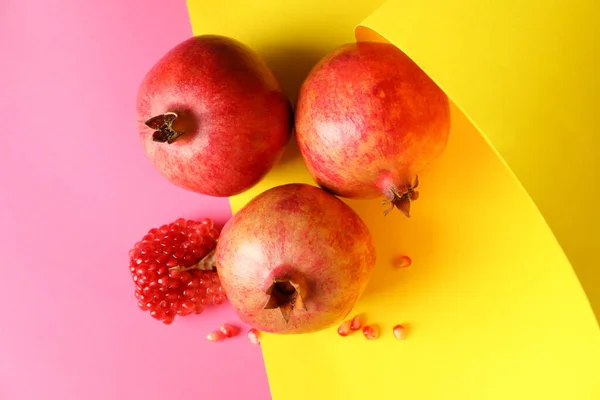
(136, 35, 293, 197)
(295, 42, 450, 217)
(128, 218, 225, 325)
(216, 183, 376, 334)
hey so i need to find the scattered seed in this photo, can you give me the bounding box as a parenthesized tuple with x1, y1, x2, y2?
(247, 328, 261, 345)
(337, 320, 352, 337)
(393, 324, 407, 340)
(350, 314, 362, 331)
(362, 325, 379, 340)
(220, 324, 240, 338)
(394, 255, 412, 268)
(206, 330, 227, 342)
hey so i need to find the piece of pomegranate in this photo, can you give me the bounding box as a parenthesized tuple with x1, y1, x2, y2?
(295, 42, 450, 217)
(216, 183, 376, 334)
(136, 35, 293, 197)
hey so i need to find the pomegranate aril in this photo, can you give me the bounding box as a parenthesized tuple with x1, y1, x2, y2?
(165, 291, 179, 301)
(199, 277, 210, 287)
(150, 309, 165, 320)
(128, 218, 222, 325)
(209, 228, 219, 240)
(394, 255, 412, 268)
(393, 324, 407, 340)
(157, 265, 168, 276)
(206, 331, 227, 342)
(166, 257, 178, 267)
(201, 295, 215, 306)
(362, 325, 379, 340)
(197, 224, 210, 235)
(182, 299, 196, 312)
(201, 218, 213, 229)
(162, 310, 175, 325)
(220, 324, 240, 338)
(350, 314, 362, 331)
(180, 271, 191, 282)
(247, 328, 261, 345)
(337, 320, 352, 337)
(157, 277, 169, 287)
(213, 294, 225, 304)
(206, 285, 218, 295)
(173, 250, 184, 259)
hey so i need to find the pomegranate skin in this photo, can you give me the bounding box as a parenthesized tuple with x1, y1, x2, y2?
(295, 42, 450, 206)
(216, 184, 376, 334)
(136, 35, 292, 197)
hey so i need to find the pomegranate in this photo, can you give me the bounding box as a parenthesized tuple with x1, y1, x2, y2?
(136, 35, 292, 197)
(295, 42, 450, 217)
(216, 183, 376, 334)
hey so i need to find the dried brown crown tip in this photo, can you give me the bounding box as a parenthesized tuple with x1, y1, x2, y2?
(145, 112, 185, 144)
(263, 279, 307, 323)
(382, 175, 420, 217)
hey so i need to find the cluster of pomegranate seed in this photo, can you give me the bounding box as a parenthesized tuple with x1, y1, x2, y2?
(338, 314, 362, 336)
(128, 217, 225, 325)
(206, 325, 262, 345)
(207, 324, 240, 342)
(338, 314, 364, 337)
(338, 314, 407, 340)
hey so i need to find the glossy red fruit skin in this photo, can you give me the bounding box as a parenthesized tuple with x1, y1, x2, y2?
(216, 183, 376, 334)
(136, 35, 293, 197)
(295, 42, 450, 201)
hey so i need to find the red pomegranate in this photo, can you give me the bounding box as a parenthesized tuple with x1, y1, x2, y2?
(136, 35, 292, 197)
(295, 42, 450, 217)
(216, 184, 376, 334)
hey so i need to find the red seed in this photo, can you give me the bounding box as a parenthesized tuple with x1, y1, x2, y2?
(213, 294, 225, 304)
(393, 324, 407, 340)
(362, 325, 379, 340)
(394, 255, 412, 268)
(337, 320, 352, 337)
(220, 324, 240, 338)
(247, 328, 261, 345)
(350, 314, 362, 331)
(206, 330, 227, 342)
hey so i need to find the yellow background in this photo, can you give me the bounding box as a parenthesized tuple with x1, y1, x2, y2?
(187, 0, 600, 398)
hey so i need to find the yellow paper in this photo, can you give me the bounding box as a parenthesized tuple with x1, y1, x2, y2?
(357, 0, 600, 320)
(186, 0, 600, 398)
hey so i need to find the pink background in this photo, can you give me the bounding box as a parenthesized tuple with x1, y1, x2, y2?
(0, 1, 271, 399)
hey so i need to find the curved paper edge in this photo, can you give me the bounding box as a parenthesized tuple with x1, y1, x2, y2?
(354, 3, 600, 327)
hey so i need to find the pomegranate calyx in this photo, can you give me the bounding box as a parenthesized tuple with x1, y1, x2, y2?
(381, 175, 419, 217)
(168, 248, 216, 272)
(145, 112, 185, 144)
(263, 279, 307, 323)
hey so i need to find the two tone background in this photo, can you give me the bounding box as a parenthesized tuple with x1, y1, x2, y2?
(1, 0, 599, 399)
